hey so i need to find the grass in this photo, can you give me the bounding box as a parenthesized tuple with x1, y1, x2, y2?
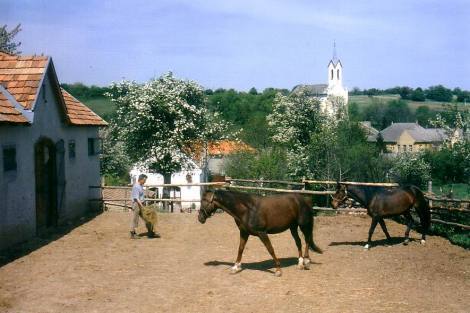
(432, 183, 470, 199)
(349, 94, 455, 112)
(81, 97, 116, 119)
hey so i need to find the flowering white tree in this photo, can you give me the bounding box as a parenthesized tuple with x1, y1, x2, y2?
(107, 72, 227, 186)
(267, 90, 327, 178)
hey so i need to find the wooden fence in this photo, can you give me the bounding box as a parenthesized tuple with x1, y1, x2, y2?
(90, 178, 469, 230)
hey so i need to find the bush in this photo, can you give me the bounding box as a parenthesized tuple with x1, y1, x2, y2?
(224, 148, 288, 180)
(389, 153, 431, 187)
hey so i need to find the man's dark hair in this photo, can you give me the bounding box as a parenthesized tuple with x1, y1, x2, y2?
(138, 174, 148, 181)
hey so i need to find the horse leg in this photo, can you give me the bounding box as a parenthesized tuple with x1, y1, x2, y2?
(290, 226, 305, 270)
(365, 217, 379, 250)
(299, 224, 313, 269)
(378, 218, 392, 242)
(231, 230, 249, 274)
(258, 232, 282, 277)
(403, 212, 414, 245)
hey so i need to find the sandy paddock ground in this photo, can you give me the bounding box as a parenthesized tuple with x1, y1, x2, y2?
(0, 211, 469, 313)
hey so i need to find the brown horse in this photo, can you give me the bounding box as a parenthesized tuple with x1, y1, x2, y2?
(331, 183, 431, 249)
(198, 189, 322, 277)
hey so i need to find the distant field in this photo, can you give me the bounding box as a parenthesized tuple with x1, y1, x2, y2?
(348, 94, 455, 112)
(82, 94, 461, 120)
(81, 97, 115, 118)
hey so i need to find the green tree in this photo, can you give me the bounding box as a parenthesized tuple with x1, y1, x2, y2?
(348, 102, 361, 121)
(225, 148, 288, 180)
(426, 85, 453, 102)
(411, 87, 426, 101)
(415, 106, 436, 127)
(0, 24, 22, 54)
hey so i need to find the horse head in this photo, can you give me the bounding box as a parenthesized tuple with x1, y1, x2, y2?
(198, 190, 217, 224)
(331, 183, 347, 209)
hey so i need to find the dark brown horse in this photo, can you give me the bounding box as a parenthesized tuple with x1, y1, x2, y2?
(331, 184, 431, 249)
(198, 189, 322, 277)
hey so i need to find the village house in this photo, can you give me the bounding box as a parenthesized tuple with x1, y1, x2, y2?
(366, 122, 449, 154)
(130, 140, 254, 211)
(0, 52, 107, 250)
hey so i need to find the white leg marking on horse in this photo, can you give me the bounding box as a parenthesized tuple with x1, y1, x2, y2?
(274, 269, 282, 277)
(420, 239, 426, 245)
(297, 257, 304, 270)
(230, 263, 242, 274)
(303, 258, 311, 269)
(364, 244, 370, 250)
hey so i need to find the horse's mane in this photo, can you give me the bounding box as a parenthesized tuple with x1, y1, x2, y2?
(215, 189, 257, 206)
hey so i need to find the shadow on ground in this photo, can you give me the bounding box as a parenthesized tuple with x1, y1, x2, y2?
(329, 236, 413, 248)
(204, 257, 321, 273)
(0, 211, 101, 268)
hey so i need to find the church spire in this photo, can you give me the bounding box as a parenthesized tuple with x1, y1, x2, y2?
(332, 41, 339, 65)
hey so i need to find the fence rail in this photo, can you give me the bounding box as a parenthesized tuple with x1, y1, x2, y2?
(90, 178, 469, 229)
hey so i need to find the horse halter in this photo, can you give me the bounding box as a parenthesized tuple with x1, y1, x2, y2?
(200, 192, 216, 219)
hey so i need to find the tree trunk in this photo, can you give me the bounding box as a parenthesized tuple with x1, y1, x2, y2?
(163, 173, 172, 212)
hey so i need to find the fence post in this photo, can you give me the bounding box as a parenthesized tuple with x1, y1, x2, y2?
(428, 181, 433, 208)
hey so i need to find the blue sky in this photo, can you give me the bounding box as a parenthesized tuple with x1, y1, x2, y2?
(2, 0, 469, 90)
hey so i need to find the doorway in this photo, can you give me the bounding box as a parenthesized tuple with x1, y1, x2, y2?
(35, 137, 58, 233)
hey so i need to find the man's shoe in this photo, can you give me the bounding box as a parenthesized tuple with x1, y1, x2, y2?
(147, 231, 161, 238)
(130, 231, 141, 239)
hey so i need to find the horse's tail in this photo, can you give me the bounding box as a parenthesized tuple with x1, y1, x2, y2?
(407, 185, 431, 235)
(306, 217, 323, 254)
(309, 237, 323, 254)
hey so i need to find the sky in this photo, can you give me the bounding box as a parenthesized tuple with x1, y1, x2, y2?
(2, 0, 469, 91)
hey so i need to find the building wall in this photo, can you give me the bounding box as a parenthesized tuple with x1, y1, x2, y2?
(0, 72, 102, 250)
(385, 131, 440, 154)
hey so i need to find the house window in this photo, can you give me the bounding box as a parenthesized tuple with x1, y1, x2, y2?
(3, 145, 17, 172)
(88, 138, 101, 156)
(68, 140, 76, 159)
(331, 69, 333, 80)
(337, 69, 340, 80)
(409, 145, 413, 152)
(403, 145, 407, 152)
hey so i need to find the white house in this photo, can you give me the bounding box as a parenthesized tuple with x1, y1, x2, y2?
(129, 140, 254, 211)
(130, 160, 202, 211)
(292, 43, 348, 116)
(0, 52, 107, 250)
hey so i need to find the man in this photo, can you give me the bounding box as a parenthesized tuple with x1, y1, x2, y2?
(130, 174, 160, 239)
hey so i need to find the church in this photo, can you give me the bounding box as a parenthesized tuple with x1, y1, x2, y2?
(292, 44, 348, 116)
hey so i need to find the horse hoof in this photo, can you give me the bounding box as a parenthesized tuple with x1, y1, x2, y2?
(297, 257, 304, 270)
(403, 239, 410, 245)
(363, 244, 370, 250)
(420, 239, 426, 245)
(230, 263, 242, 274)
(303, 258, 311, 270)
(274, 270, 282, 277)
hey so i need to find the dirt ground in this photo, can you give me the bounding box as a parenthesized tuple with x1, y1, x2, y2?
(0, 211, 469, 313)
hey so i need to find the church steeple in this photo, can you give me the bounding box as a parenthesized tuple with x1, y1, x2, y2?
(332, 41, 339, 65)
(328, 41, 343, 87)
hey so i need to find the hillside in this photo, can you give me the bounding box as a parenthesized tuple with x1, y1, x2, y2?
(349, 94, 456, 112)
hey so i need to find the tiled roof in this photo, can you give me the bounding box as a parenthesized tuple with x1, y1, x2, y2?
(188, 140, 255, 161)
(62, 89, 107, 126)
(207, 140, 255, 156)
(0, 53, 107, 126)
(0, 53, 48, 110)
(0, 88, 29, 124)
(380, 122, 447, 143)
(292, 84, 328, 96)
